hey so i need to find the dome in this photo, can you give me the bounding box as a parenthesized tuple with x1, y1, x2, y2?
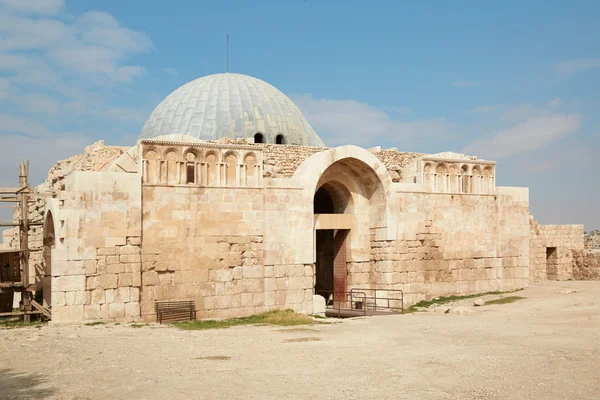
(140, 73, 325, 147)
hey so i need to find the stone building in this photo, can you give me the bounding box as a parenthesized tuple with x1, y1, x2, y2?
(2, 73, 590, 323)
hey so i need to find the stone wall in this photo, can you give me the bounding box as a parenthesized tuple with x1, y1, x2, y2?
(370, 148, 422, 182)
(49, 171, 142, 323)
(571, 250, 600, 280)
(529, 217, 584, 282)
(347, 187, 530, 306)
(140, 184, 314, 321)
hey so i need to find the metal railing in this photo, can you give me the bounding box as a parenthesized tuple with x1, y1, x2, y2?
(349, 288, 404, 314)
(320, 288, 404, 317)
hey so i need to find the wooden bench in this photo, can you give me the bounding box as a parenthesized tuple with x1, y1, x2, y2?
(154, 300, 196, 323)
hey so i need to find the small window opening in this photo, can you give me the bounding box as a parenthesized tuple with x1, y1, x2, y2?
(275, 134, 285, 144)
(254, 133, 264, 143)
(186, 163, 195, 184)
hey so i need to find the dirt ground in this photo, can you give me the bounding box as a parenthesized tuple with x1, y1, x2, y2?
(1, 281, 599, 400)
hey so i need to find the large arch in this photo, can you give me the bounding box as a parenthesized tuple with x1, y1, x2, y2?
(293, 145, 393, 263)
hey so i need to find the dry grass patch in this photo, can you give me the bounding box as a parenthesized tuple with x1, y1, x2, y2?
(484, 296, 527, 305)
(405, 289, 525, 313)
(174, 309, 315, 331)
(285, 337, 322, 343)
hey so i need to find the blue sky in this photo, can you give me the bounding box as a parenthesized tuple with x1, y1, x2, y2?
(0, 0, 599, 229)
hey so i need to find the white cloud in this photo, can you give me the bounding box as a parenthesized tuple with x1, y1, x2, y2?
(76, 12, 152, 54)
(14, 92, 61, 114)
(0, 4, 154, 189)
(452, 81, 478, 87)
(464, 113, 581, 159)
(555, 58, 600, 75)
(292, 94, 453, 148)
(164, 67, 178, 76)
(500, 103, 537, 123)
(0, 0, 64, 15)
(0, 9, 152, 83)
(546, 98, 561, 107)
(0, 114, 54, 137)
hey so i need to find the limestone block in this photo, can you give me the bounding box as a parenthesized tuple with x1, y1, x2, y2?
(129, 287, 140, 302)
(231, 295, 241, 308)
(209, 269, 233, 282)
(285, 290, 305, 304)
(131, 262, 142, 287)
(52, 305, 84, 323)
(288, 276, 311, 290)
(127, 237, 142, 246)
(142, 271, 159, 286)
(105, 289, 115, 304)
(158, 271, 174, 285)
(91, 289, 105, 305)
(108, 302, 125, 318)
(118, 273, 133, 287)
(264, 278, 277, 292)
(264, 266, 273, 278)
(53, 260, 85, 276)
(54, 275, 86, 292)
(125, 302, 140, 318)
(191, 269, 208, 283)
(242, 265, 263, 279)
(274, 265, 287, 278)
(252, 293, 264, 306)
(106, 255, 119, 264)
(97, 247, 116, 256)
(107, 263, 125, 274)
(105, 237, 126, 247)
(213, 296, 231, 309)
(312, 295, 326, 314)
(86, 277, 97, 290)
(276, 278, 289, 291)
(98, 274, 118, 289)
(51, 291, 66, 307)
(240, 293, 253, 307)
(83, 304, 105, 321)
(244, 279, 263, 293)
(233, 266, 243, 280)
(120, 254, 141, 263)
(115, 287, 130, 303)
(66, 291, 87, 306)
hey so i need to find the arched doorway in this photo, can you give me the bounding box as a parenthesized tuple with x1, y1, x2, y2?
(313, 183, 353, 300)
(293, 146, 393, 307)
(42, 211, 55, 308)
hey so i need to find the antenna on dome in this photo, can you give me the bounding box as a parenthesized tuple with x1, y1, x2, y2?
(226, 34, 229, 73)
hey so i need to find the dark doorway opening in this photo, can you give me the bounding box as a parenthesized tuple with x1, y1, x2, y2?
(315, 229, 349, 302)
(275, 134, 285, 144)
(314, 187, 334, 214)
(254, 133, 264, 143)
(315, 230, 334, 298)
(546, 247, 558, 280)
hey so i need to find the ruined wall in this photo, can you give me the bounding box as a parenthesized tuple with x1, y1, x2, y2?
(572, 250, 600, 280)
(529, 218, 584, 282)
(1, 141, 127, 294)
(348, 187, 530, 306)
(49, 171, 142, 323)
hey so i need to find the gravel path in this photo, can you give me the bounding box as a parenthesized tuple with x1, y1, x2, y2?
(1, 281, 599, 400)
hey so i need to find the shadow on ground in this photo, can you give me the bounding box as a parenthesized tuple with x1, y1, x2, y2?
(0, 368, 56, 399)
